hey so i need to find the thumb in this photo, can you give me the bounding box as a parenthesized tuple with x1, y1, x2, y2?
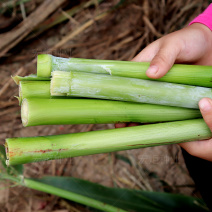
(199, 98, 212, 131)
(179, 139, 212, 161)
(146, 43, 181, 79)
(178, 97, 212, 161)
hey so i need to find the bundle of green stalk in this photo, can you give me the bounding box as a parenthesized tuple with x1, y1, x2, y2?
(5, 54, 212, 166)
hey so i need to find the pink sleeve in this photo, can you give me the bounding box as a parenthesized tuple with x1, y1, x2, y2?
(189, 4, 212, 30)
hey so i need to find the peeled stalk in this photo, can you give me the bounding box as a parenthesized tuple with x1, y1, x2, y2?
(5, 119, 212, 165)
(21, 98, 202, 127)
(37, 54, 212, 87)
(51, 71, 212, 109)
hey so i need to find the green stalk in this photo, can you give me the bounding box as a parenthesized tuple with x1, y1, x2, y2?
(24, 179, 126, 212)
(37, 54, 212, 87)
(12, 74, 49, 85)
(5, 119, 212, 165)
(19, 81, 51, 104)
(21, 98, 202, 127)
(51, 71, 212, 109)
(18, 81, 77, 105)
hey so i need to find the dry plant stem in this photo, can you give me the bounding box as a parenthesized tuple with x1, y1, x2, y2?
(28, 0, 103, 39)
(0, 0, 66, 57)
(51, 71, 212, 109)
(49, 11, 109, 53)
(38, 54, 212, 87)
(5, 119, 212, 165)
(21, 98, 202, 127)
(24, 179, 127, 212)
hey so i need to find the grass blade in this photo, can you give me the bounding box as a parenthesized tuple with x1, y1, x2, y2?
(24, 178, 127, 212)
(27, 176, 208, 212)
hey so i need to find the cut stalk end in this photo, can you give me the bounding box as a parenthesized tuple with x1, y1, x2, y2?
(21, 99, 29, 127)
(4, 141, 9, 166)
(51, 71, 70, 96)
(37, 54, 52, 77)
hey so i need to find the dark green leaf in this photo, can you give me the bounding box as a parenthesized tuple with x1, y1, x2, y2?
(0, 145, 7, 170)
(133, 190, 209, 212)
(32, 176, 209, 212)
(115, 153, 132, 166)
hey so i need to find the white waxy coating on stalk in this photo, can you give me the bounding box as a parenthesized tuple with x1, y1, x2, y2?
(51, 71, 70, 95)
(51, 71, 212, 109)
(52, 55, 117, 74)
(37, 54, 212, 88)
(100, 65, 112, 75)
(52, 56, 71, 71)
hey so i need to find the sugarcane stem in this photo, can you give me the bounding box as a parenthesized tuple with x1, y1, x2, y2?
(21, 99, 28, 127)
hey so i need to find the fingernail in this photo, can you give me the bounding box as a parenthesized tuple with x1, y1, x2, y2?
(199, 99, 212, 112)
(146, 65, 158, 75)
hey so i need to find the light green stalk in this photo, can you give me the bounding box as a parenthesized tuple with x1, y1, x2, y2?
(37, 54, 212, 87)
(24, 179, 126, 212)
(21, 98, 202, 127)
(19, 81, 51, 104)
(19, 81, 77, 105)
(51, 71, 212, 109)
(5, 119, 212, 165)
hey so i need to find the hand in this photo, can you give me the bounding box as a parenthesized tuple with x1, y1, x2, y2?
(116, 23, 212, 161)
(132, 23, 212, 78)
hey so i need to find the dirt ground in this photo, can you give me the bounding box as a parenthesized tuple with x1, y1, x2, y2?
(0, 0, 209, 211)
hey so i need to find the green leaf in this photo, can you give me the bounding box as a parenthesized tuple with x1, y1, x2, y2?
(11, 162, 23, 176)
(0, 145, 7, 170)
(134, 191, 209, 212)
(32, 176, 209, 212)
(115, 153, 132, 166)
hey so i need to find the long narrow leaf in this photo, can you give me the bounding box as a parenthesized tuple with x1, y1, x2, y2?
(30, 176, 209, 212)
(24, 178, 127, 212)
